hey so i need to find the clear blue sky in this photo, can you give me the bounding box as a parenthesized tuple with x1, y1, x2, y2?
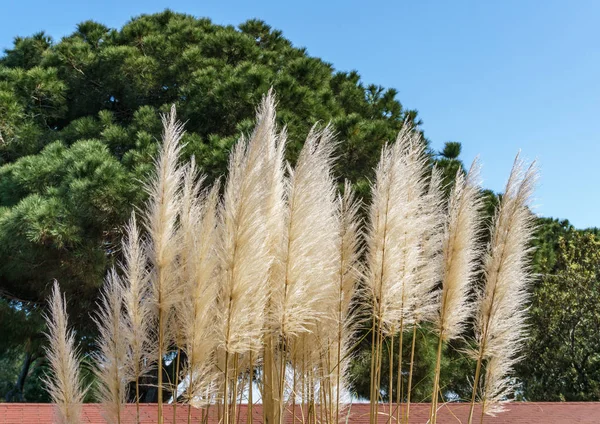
(2, 0, 599, 228)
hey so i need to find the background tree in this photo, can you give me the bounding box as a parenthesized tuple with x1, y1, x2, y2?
(435, 141, 463, 191)
(0, 299, 46, 402)
(519, 227, 600, 400)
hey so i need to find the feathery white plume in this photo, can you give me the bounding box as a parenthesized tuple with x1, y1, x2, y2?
(144, 105, 185, 417)
(216, 96, 274, 355)
(330, 180, 362, 422)
(258, 92, 288, 424)
(411, 166, 445, 323)
(474, 155, 537, 416)
(179, 158, 221, 405)
(121, 212, 151, 410)
(93, 269, 128, 424)
(271, 124, 339, 338)
(366, 126, 432, 334)
(431, 159, 483, 424)
(435, 159, 483, 341)
(43, 281, 87, 424)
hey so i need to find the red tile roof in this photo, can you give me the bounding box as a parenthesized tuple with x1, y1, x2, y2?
(0, 402, 598, 423)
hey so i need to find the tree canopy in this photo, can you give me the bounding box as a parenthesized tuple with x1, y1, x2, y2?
(519, 224, 600, 401)
(0, 10, 424, 317)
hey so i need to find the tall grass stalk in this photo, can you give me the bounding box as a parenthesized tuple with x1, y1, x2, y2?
(316, 180, 361, 424)
(257, 91, 287, 424)
(145, 105, 185, 424)
(179, 158, 221, 423)
(366, 139, 398, 424)
(93, 269, 128, 424)
(467, 155, 537, 423)
(217, 94, 275, 424)
(270, 122, 338, 424)
(430, 160, 483, 424)
(405, 167, 445, 423)
(121, 213, 151, 424)
(366, 125, 432, 423)
(394, 322, 404, 423)
(43, 281, 87, 424)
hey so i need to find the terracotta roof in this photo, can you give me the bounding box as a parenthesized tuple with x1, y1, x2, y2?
(0, 402, 598, 423)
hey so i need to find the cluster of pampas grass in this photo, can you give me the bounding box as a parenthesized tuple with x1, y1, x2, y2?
(365, 126, 445, 424)
(43, 91, 536, 424)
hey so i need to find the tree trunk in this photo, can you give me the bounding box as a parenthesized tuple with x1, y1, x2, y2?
(6, 351, 36, 402)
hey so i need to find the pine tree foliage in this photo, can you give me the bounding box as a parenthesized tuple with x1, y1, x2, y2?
(0, 12, 421, 377)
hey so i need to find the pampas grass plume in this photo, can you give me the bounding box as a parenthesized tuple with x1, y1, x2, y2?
(471, 155, 537, 417)
(216, 98, 273, 356)
(43, 281, 88, 424)
(366, 125, 432, 335)
(93, 269, 128, 424)
(216, 91, 285, 424)
(436, 159, 484, 341)
(144, 105, 185, 422)
(272, 124, 339, 339)
(121, 213, 152, 399)
(179, 158, 221, 404)
(430, 159, 483, 423)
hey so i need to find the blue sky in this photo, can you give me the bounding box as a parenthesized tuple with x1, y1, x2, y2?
(2, 0, 599, 228)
